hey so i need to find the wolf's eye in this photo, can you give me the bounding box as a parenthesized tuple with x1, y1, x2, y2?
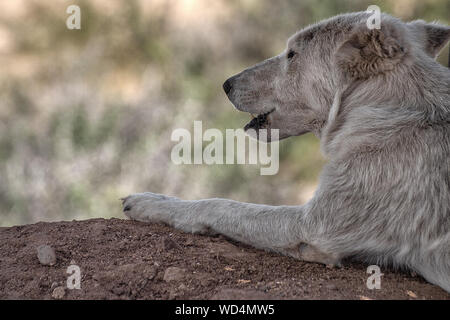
(287, 50, 296, 60)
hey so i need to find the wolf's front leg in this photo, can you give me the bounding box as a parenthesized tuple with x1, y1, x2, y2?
(122, 192, 339, 265)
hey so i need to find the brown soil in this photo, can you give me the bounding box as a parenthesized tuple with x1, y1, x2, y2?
(0, 218, 449, 300)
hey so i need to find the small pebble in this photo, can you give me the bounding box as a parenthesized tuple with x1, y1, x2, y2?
(52, 286, 65, 299)
(325, 283, 338, 291)
(37, 245, 56, 266)
(178, 283, 187, 291)
(163, 267, 185, 282)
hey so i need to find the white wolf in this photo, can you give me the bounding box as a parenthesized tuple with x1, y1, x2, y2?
(123, 12, 450, 293)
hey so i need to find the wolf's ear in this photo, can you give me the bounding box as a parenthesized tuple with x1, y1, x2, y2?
(408, 20, 450, 58)
(335, 23, 408, 79)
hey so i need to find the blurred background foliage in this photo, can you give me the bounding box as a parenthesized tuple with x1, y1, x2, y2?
(0, 0, 448, 226)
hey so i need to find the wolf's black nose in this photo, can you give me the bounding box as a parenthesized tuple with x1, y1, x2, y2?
(223, 79, 233, 95)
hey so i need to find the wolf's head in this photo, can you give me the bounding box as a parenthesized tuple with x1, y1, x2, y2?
(223, 12, 450, 141)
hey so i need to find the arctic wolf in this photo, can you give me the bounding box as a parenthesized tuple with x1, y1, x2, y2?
(122, 12, 450, 293)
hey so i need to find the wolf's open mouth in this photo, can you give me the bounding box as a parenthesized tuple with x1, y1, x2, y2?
(244, 109, 275, 131)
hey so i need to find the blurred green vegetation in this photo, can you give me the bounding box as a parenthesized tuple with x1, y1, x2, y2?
(0, 0, 448, 226)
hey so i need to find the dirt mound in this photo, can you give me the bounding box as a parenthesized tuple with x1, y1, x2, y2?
(0, 218, 448, 300)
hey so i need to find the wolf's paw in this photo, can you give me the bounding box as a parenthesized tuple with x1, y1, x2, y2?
(121, 192, 212, 234)
(121, 192, 180, 223)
